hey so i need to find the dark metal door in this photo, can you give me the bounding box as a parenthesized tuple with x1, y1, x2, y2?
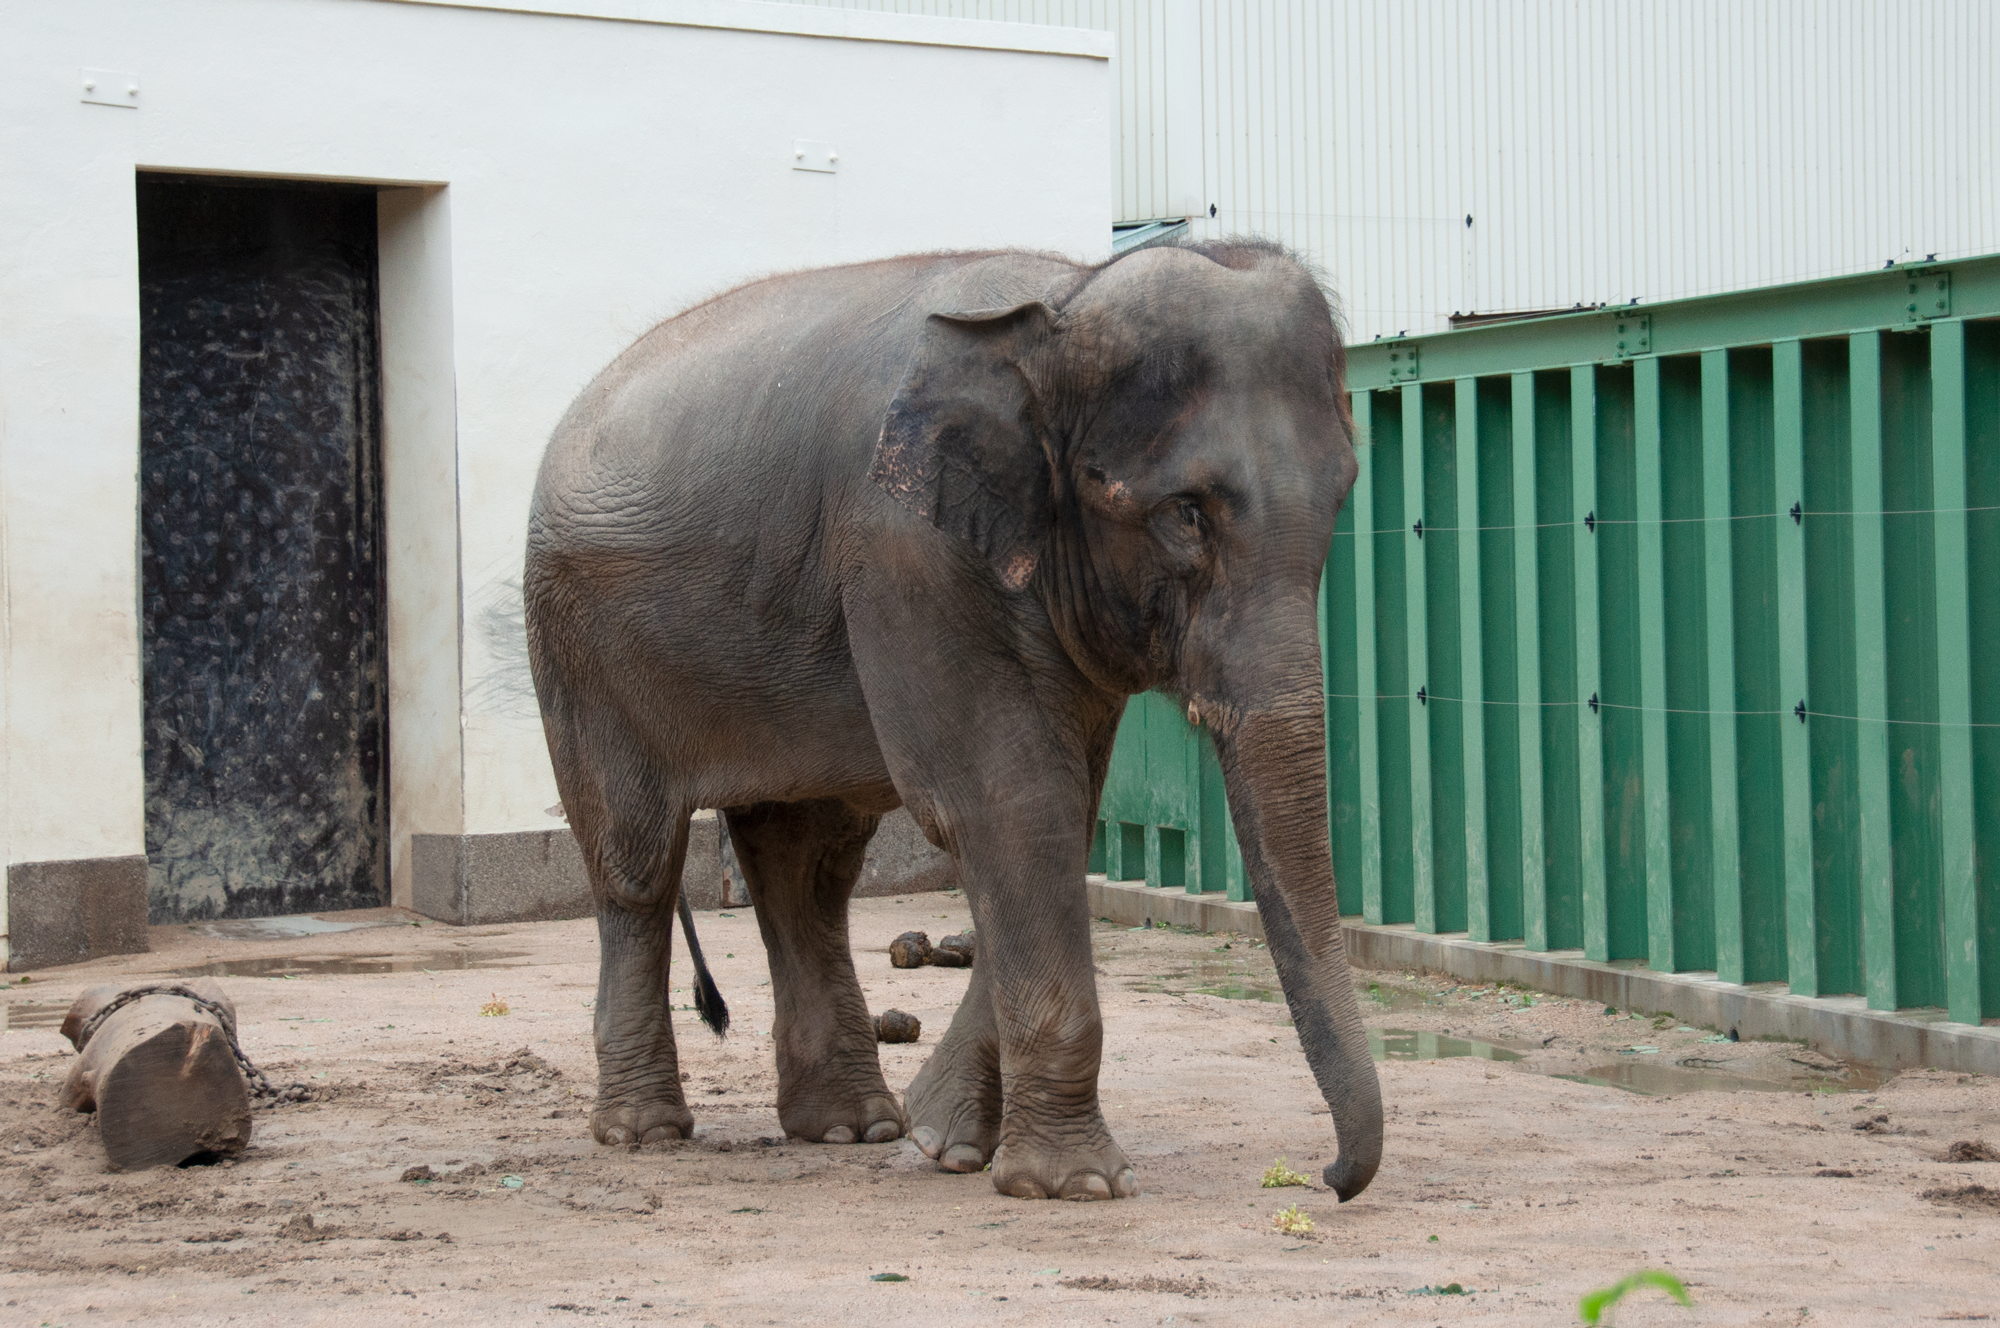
(138, 176, 388, 921)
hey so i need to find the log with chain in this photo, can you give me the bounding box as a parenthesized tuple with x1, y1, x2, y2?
(60, 979, 313, 1170)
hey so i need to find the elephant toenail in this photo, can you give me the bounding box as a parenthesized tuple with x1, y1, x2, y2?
(910, 1126, 943, 1158)
(1067, 1174, 1113, 1201)
(602, 1126, 633, 1146)
(941, 1144, 985, 1173)
(864, 1120, 901, 1143)
(1113, 1167, 1140, 1197)
(641, 1125, 677, 1144)
(822, 1125, 856, 1144)
(1006, 1177, 1049, 1200)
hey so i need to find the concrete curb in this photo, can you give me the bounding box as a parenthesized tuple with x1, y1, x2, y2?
(1086, 876, 2000, 1077)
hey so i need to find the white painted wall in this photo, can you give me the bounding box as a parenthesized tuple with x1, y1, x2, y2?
(784, 0, 2000, 342)
(0, 0, 1110, 933)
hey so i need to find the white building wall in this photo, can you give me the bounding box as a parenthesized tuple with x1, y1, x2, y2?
(785, 0, 2000, 342)
(0, 0, 1110, 942)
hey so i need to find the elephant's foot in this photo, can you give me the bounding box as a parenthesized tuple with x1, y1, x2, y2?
(990, 1119, 1139, 1201)
(590, 1095, 695, 1146)
(779, 1079, 906, 1145)
(904, 1042, 1001, 1173)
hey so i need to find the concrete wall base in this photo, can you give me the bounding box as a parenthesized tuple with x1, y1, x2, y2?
(1085, 876, 2000, 1077)
(412, 808, 957, 926)
(5, 856, 150, 971)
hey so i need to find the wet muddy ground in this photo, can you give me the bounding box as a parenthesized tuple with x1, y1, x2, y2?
(2, 895, 1996, 1325)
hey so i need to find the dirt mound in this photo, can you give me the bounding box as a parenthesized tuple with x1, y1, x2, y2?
(1921, 1184, 2000, 1212)
(1061, 1274, 1212, 1297)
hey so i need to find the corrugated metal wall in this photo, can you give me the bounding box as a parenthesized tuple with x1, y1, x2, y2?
(1098, 256, 2000, 1027)
(779, 0, 2000, 344)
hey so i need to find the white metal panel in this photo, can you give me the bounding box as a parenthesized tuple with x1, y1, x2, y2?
(776, 0, 1999, 343)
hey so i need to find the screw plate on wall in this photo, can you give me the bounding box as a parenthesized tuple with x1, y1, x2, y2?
(1385, 342, 1419, 382)
(81, 68, 139, 109)
(1903, 270, 1950, 323)
(1613, 312, 1650, 358)
(792, 140, 838, 173)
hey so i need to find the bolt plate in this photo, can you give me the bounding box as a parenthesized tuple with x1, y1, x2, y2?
(1902, 270, 1950, 323)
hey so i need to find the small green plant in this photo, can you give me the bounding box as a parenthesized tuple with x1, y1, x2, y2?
(1271, 1203, 1313, 1235)
(1261, 1156, 1310, 1188)
(1578, 1270, 1691, 1324)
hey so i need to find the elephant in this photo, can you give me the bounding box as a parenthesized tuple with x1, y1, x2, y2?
(524, 238, 1382, 1202)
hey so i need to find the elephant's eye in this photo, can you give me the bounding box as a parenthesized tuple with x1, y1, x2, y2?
(1176, 497, 1208, 537)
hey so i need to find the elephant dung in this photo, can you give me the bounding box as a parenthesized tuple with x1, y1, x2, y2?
(873, 1009, 922, 1043)
(58, 980, 253, 1170)
(889, 931, 933, 968)
(931, 932, 975, 967)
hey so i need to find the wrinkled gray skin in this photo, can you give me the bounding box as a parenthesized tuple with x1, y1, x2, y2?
(525, 241, 1382, 1202)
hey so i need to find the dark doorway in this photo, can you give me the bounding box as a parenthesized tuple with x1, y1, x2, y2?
(138, 175, 388, 921)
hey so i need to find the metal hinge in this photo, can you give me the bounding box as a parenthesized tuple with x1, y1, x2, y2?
(1385, 343, 1420, 383)
(1613, 313, 1650, 359)
(1904, 270, 1951, 323)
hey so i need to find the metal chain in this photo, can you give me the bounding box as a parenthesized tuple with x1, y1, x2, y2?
(74, 983, 309, 1103)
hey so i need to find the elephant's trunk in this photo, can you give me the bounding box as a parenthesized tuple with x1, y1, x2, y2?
(1212, 690, 1382, 1201)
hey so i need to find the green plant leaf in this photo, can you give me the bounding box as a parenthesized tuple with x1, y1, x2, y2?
(1578, 1269, 1691, 1324)
(870, 1273, 909, 1283)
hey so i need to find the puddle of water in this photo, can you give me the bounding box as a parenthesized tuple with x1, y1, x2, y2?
(184, 914, 402, 942)
(1125, 971, 1446, 1011)
(173, 949, 531, 979)
(1370, 1028, 1525, 1063)
(0, 1001, 70, 1032)
(1557, 1057, 1893, 1096)
(1360, 980, 1438, 1012)
(1125, 960, 1286, 1003)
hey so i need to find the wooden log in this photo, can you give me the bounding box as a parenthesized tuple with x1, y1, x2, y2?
(59, 980, 252, 1170)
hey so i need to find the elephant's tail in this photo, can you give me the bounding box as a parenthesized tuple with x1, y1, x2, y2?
(675, 892, 730, 1037)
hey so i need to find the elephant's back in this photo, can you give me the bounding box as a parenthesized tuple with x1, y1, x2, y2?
(536, 254, 979, 553)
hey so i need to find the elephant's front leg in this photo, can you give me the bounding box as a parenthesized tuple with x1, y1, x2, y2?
(726, 799, 905, 1144)
(954, 804, 1137, 1201)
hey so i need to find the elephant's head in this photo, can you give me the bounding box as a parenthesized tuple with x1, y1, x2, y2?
(870, 240, 1381, 1201)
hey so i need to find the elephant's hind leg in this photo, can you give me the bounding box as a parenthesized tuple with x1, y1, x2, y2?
(547, 710, 697, 1146)
(723, 799, 905, 1145)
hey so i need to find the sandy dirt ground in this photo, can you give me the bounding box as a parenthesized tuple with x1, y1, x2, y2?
(2, 892, 1997, 1327)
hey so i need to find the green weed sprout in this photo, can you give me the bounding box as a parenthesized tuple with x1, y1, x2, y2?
(1578, 1270, 1691, 1324)
(1271, 1203, 1313, 1236)
(1261, 1157, 1310, 1188)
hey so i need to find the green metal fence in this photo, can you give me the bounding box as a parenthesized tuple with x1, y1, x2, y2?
(1094, 255, 2000, 1025)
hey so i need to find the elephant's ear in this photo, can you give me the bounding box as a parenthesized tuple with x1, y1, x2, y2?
(870, 301, 1057, 591)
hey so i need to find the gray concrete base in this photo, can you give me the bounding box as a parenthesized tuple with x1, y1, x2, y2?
(412, 807, 958, 926)
(412, 830, 595, 926)
(1086, 875, 2000, 1077)
(5, 855, 150, 971)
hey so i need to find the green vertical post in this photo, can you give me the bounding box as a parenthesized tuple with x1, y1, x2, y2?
(1772, 341, 1820, 994)
(1931, 319, 1983, 1024)
(1633, 357, 1676, 971)
(1701, 350, 1745, 983)
(1850, 332, 1898, 1009)
(1455, 378, 1491, 938)
(1512, 372, 1548, 949)
(1572, 367, 1607, 956)
(1350, 401, 1382, 923)
(1403, 384, 1435, 930)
